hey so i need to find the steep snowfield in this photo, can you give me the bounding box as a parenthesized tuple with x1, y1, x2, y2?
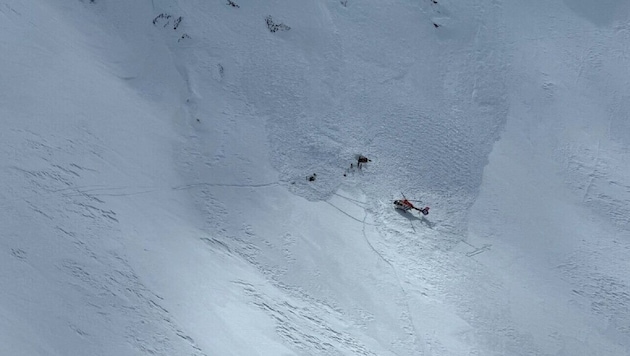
(468, 1, 630, 354)
(1, 0, 629, 355)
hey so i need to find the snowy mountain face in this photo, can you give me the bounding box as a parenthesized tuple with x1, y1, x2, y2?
(2, 0, 629, 355)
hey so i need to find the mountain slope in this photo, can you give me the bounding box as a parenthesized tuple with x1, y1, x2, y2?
(1, 0, 629, 355)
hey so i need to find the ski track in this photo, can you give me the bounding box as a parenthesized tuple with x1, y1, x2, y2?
(359, 209, 423, 353)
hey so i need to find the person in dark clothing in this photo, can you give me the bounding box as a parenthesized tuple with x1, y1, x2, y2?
(357, 155, 371, 169)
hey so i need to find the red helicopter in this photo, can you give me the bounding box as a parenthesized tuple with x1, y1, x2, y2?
(394, 193, 430, 216)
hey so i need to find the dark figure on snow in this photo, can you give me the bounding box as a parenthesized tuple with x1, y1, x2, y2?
(357, 155, 371, 169)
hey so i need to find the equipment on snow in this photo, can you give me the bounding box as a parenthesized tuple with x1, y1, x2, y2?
(357, 155, 371, 169)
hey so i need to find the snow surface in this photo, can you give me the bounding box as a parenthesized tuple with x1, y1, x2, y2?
(1, 0, 629, 355)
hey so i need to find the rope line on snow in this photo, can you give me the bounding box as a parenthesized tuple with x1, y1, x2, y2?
(173, 181, 280, 190)
(332, 192, 367, 206)
(323, 201, 376, 225)
(1, 181, 282, 210)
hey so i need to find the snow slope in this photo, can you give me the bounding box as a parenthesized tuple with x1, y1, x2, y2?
(1, 0, 629, 355)
(468, 1, 630, 354)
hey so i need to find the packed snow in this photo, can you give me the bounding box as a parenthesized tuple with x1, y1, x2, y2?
(1, 0, 629, 355)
